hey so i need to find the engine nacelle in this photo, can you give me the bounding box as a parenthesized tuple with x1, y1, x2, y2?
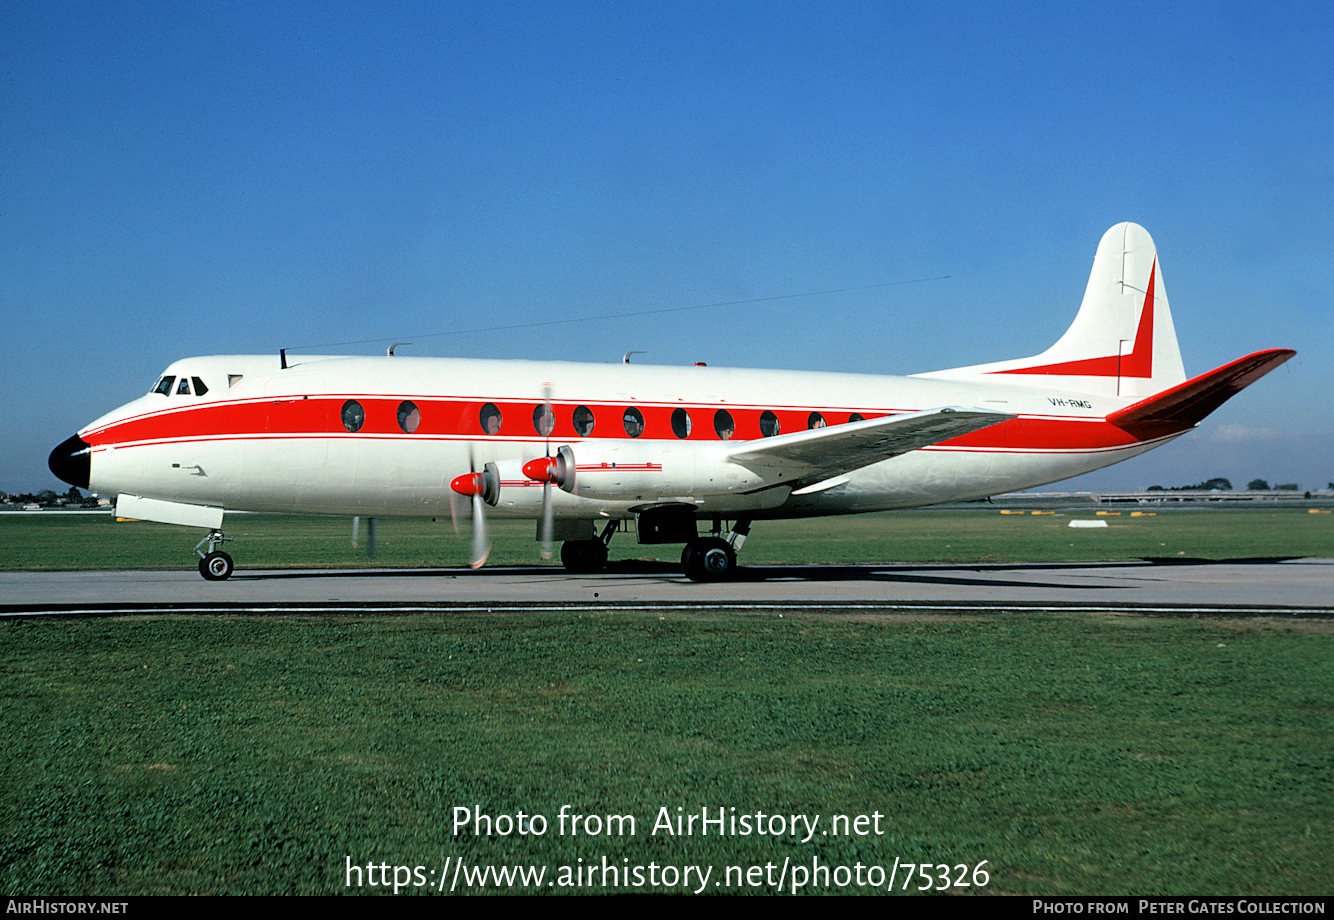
(523, 442, 775, 502)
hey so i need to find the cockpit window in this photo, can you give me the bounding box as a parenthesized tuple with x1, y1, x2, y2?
(176, 378, 192, 395)
(191, 377, 209, 396)
(153, 376, 176, 396)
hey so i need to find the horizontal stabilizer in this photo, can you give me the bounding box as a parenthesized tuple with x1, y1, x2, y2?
(1106, 348, 1296, 439)
(727, 407, 1014, 486)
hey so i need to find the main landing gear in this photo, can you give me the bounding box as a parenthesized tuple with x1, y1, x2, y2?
(195, 529, 235, 581)
(681, 537, 737, 581)
(560, 520, 617, 574)
(680, 519, 750, 582)
(557, 517, 751, 582)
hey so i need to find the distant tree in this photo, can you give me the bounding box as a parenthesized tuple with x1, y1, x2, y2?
(1248, 479, 1270, 491)
(1156, 478, 1232, 492)
(1276, 483, 1299, 491)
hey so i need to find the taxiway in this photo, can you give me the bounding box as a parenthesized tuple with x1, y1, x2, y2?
(2, 559, 1331, 616)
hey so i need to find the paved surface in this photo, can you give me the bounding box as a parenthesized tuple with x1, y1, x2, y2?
(2, 559, 1332, 614)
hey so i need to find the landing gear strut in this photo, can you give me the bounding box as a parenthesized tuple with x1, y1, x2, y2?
(195, 529, 235, 581)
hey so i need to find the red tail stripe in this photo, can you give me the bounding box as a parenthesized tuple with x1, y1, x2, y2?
(990, 259, 1156, 378)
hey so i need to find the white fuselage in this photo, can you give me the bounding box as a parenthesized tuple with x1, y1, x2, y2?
(77, 352, 1172, 522)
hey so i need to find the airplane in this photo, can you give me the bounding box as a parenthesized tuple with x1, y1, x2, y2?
(48, 222, 1295, 582)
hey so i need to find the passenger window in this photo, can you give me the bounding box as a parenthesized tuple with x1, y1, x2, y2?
(713, 409, 734, 440)
(177, 378, 192, 395)
(479, 403, 502, 435)
(341, 400, 365, 433)
(671, 408, 692, 439)
(153, 376, 175, 396)
(192, 377, 209, 396)
(808, 412, 827, 429)
(398, 401, 421, 434)
(759, 410, 780, 437)
(533, 404, 555, 437)
(849, 413, 865, 423)
(622, 407, 644, 438)
(573, 405, 595, 436)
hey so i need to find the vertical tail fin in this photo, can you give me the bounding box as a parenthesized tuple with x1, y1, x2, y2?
(919, 223, 1186, 400)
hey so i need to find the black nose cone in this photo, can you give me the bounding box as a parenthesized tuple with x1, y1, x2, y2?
(49, 434, 91, 490)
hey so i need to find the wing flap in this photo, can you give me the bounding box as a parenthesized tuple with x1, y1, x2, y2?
(727, 407, 1015, 484)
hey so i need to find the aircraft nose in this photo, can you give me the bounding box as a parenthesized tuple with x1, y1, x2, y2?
(49, 434, 92, 490)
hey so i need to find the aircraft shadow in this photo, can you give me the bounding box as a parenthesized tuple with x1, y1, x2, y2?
(233, 556, 1304, 593)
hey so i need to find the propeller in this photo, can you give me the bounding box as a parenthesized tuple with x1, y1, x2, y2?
(522, 448, 575, 558)
(450, 450, 498, 568)
(521, 384, 576, 560)
(539, 385, 554, 558)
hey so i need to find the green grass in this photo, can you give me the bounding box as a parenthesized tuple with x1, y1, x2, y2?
(1, 610, 1330, 895)
(3, 510, 1330, 895)
(2, 508, 1332, 571)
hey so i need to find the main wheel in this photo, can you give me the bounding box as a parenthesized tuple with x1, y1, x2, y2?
(199, 551, 234, 581)
(560, 539, 608, 574)
(682, 537, 736, 582)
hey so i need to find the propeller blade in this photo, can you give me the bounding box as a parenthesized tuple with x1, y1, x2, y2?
(541, 383, 554, 446)
(470, 493, 490, 568)
(448, 491, 462, 534)
(367, 517, 378, 558)
(540, 482, 554, 559)
(352, 516, 360, 547)
(539, 384, 556, 560)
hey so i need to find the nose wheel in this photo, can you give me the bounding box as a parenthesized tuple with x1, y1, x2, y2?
(195, 529, 235, 581)
(199, 551, 234, 581)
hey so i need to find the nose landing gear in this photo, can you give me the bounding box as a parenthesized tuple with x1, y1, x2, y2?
(195, 529, 235, 581)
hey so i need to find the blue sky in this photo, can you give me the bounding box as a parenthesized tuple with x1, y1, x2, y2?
(4, 1, 1330, 493)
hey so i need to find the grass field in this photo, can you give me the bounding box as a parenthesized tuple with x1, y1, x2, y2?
(1, 509, 1330, 896)
(1, 609, 1330, 895)
(2, 507, 1333, 571)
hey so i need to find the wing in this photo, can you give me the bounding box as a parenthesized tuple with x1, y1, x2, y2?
(726, 406, 1015, 492)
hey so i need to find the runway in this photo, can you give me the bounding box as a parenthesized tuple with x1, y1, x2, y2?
(2, 558, 1332, 616)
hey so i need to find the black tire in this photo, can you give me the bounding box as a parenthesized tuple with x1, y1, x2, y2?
(683, 537, 736, 582)
(199, 551, 234, 581)
(560, 540, 608, 574)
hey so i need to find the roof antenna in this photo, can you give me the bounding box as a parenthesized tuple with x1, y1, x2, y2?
(623, 351, 647, 364)
(280, 348, 287, 370)
(388, 343, 412, 356)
